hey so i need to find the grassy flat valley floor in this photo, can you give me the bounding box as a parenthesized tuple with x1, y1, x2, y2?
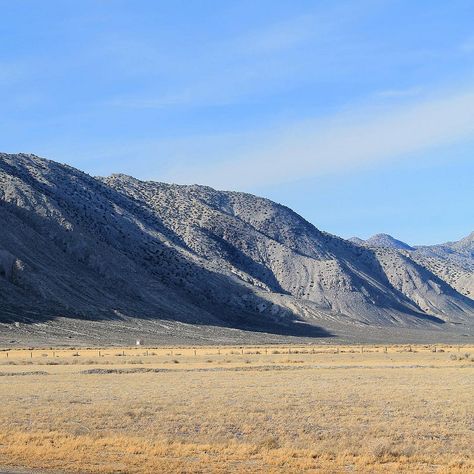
(0, 344, 473, 473)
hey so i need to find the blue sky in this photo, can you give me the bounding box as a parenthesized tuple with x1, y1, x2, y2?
(1, 0, 473, 245)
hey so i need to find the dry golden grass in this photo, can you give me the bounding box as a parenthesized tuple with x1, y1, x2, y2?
(0, 344, 472, 473)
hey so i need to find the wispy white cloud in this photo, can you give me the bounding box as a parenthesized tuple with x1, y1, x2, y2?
(163, 87, 474, 189)
(103, 4, 364, 110)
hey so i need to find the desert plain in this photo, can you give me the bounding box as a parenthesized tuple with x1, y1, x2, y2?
(0, 344, 473, 473)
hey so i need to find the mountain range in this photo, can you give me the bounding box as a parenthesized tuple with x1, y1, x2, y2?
(350, 233, 473, 298)
(0, 153, 472, 345)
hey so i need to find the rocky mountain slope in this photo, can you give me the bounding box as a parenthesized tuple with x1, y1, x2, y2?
(351, 232, 474, 298)
(0, 153, 472, 343)
(411, 235, 474, 298)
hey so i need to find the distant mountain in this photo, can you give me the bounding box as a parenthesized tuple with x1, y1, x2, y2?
(348, 237, 365, 246)
(0, 153, 472, 343)
(415, 232, 474, 260)
(350, 233, 413, 250)
(350, 232, 473, 298)
(450, 231, 474, 256)
(411, 232, 474, 298)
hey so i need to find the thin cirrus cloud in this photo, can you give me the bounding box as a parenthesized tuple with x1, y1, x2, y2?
(164, 87, 474, 190)
(104, 8, 359, 111)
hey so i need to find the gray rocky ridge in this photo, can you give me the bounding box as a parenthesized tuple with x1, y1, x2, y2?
(0, 153, 472, 344)
(351, 233, 414, 250)
(351, 232, 474, 299)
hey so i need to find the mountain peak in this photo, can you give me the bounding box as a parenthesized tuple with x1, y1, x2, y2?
(365, 233, 414, 250)
(349, 233, 414, 250)
(348, 237, 365, 245)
